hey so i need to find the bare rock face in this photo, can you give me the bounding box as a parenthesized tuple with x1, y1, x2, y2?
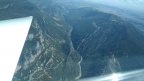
(1, 0, 144, 81)
(0, 0, 81, 81)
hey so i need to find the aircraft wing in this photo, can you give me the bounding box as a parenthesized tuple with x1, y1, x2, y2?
(0, 16, 33, 81)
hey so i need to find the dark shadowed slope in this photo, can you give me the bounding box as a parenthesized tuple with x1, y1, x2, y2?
(1, 0, 144, 80)
(66, 7, 144, 78)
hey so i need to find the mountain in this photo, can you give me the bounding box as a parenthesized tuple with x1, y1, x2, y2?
(0, 0, 81, 81)
(65, 7, 144, 78)
(0, 0, 144, 81)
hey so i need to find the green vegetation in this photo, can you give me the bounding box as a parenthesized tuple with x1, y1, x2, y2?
(66, 7, 144, 78)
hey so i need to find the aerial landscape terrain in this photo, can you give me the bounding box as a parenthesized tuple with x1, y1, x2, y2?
(0, 0, 144, 81)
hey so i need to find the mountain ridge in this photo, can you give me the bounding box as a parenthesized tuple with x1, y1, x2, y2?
(65, 6, 144, 78)
(0, 0, 144, 81)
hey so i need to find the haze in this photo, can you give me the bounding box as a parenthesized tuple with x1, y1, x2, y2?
(86, 0, 144, 12)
